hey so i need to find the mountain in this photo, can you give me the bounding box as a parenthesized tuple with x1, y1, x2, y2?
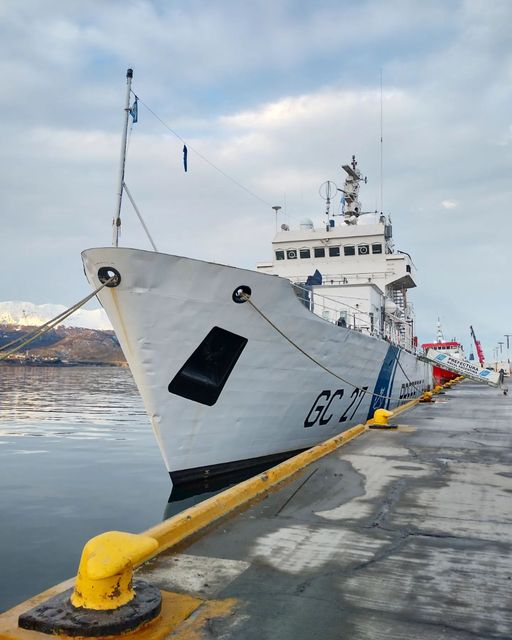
(0, 301, 111, 330)
(0, 324, 126, 366)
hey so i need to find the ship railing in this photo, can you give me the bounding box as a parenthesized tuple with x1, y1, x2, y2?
(318, 271, 395, 285)
(290, 269, 396, 285)
(291, 282, 383, 338)
(290, 282, 418, 353)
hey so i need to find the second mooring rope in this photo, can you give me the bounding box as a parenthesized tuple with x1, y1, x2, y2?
(0, 277, 115, 361)
(242, 292, 423, 404)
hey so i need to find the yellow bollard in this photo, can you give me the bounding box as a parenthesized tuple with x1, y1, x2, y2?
(420, 391, 433, 403)
(433, 385, 443, 394)
(71, 531, 158, 610)
(370, 408, 397, 429)
(19, 531, 162, 636)
(373, 408, 393, 425)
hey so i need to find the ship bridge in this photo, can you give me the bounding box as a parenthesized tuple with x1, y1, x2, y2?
(257, 159, 418, 351)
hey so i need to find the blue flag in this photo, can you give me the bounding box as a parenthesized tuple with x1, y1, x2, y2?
(183, 145, 188, 172)
(306, 269, 322, 287)
(130, 97, 138, 124)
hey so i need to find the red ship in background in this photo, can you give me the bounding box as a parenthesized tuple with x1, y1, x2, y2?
(422, 320, 466, 386)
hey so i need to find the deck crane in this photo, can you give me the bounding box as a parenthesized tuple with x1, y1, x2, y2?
(470, 325, 485, 367)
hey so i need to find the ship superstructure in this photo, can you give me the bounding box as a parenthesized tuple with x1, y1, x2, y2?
(257, 158, 417, 351)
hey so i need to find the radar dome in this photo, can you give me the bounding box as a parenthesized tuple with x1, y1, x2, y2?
(299, 218, 314, 231)
(384, 300, 398, 314)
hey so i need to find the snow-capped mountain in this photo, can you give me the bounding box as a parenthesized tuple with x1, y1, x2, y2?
(0, 301, 112, 330)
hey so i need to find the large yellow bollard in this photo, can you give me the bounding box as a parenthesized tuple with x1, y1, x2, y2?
(420, 391, 434, 403)
(19, 531, 161, 636)
(71, 531, 158, 610)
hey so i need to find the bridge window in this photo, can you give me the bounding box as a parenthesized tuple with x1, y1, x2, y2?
(314, 247, 325, 258)
(275, 250, 285, 260)
(287, 249, 298, 259)
(344, 245, 355, 256)
(406, 265, 411, 273)
(372, 243, 382, 254)
(358, 244, 370, 255)
(299, 248, 311, 259)
(328, 247, 340, 257)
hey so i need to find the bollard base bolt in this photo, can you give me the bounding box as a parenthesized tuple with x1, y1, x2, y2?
(18, 580, 161, 637)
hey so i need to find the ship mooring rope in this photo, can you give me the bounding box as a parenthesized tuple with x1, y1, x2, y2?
(394, 353, 422, 393)
(0, 277, 115, 361)
(242, 292, 423, 404)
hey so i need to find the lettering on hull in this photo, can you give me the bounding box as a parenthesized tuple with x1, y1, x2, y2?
(304, 386, 368, 428)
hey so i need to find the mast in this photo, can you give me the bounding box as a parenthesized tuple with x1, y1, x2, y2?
(436, 317, 444, 343)
(112, 68, 133, 247)
(379, 68, 383, 214)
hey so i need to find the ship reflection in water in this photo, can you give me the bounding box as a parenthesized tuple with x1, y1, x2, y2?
(164, 461, 277, 520)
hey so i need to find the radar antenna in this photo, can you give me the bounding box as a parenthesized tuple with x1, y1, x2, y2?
(319, 180, 337, 228)
(340, 155, 367, 225)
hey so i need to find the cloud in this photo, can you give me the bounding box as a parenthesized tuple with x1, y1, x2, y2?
(440, 199, 458, 209)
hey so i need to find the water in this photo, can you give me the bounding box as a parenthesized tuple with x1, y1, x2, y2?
(0, 366, 173, 613)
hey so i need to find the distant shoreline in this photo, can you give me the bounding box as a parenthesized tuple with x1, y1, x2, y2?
(0, 360, 127, 368)
(0, 323, 127, 367)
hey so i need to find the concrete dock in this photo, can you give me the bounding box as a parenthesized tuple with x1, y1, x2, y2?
(1, 381, 511, 639)
(137, 381, 512, 639)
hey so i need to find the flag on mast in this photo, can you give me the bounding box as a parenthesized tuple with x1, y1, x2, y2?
(183, 145, 188, 172)
(130, 97, 138, 123)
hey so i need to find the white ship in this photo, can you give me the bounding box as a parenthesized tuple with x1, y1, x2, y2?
(82, 71, 432, 483)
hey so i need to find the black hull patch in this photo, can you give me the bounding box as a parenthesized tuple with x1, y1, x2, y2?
(168, 326, 248, 406)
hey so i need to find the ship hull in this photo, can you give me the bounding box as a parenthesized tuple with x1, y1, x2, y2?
(82, 247, 432, 483)
(432, 365, 458, 386)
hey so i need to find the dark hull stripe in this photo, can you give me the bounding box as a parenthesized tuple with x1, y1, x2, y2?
(170, 448, 307, 486)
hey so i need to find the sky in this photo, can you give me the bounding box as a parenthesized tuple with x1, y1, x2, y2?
(1, 0, 511, 358)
